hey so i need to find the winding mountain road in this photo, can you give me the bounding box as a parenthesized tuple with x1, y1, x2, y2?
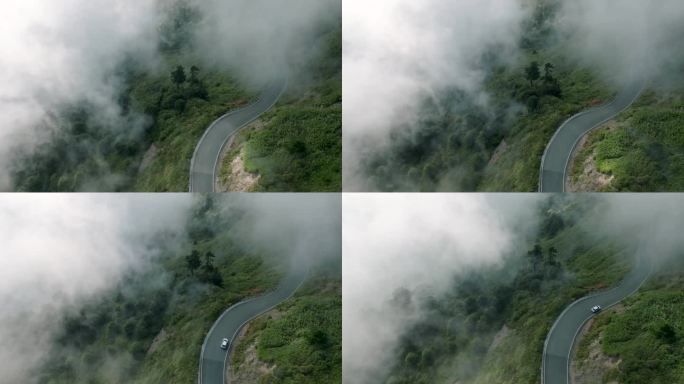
(198, 264, 308, 384)
(189, 76, 288, 192)
(541, 240, 652, 384)
(539, 78, 644, 192)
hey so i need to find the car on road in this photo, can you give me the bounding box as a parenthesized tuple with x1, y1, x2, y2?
(220, 338, 229, 350)
(591, 305, 602, 313)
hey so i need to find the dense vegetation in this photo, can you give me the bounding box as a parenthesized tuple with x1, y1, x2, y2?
(577, 258, 684, 384)
(11, 1, 341, 192)
(231, 276, 342, 383)
(11, 2, 249, 192)
(384, 197, 633, 384)
(36, 197, 285, 383)
(570, 89, 684, 191)
(220, 23, 342, 192)
(131, 63, 253, 191)
(11, 59, 252, 192)
(364, 1, 612, 192)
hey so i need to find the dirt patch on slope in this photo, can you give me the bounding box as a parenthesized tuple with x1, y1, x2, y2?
(215, 120, 264, 192)
(228, 309, 283, 384)
(489, 324, 510, 352)
(146, 328, 168, 356)
(572, 306, 626, 384)
(222, 148, 260, 192)
(566, 121, 619, 192)
(488, 140, 508, 166)
(138, 144, 158, 174)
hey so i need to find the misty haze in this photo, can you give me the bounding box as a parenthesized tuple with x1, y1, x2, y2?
(1, 0, 341, 193)
(343, 193, 684, 384)
(343, 0, 684, 192)
(0, 194, 341, 384)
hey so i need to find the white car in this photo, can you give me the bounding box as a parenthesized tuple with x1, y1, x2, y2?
(591, 305, 602, 313)
(220, 338, 229, 350)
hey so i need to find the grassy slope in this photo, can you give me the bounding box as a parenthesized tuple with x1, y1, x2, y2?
(471, 227, 630, 384)
(133, 254, 281, 384)
(571, 90, 684, 192)
(479, 61, 612, 191)
(38, 210, 284, 383)
(576, 259, 684, 384)
(131, 65, 255, 192)
(12, 7, 341, 192)
(363, 1, 613, 192)
(231, 276, 342, 383)
(10, 58, 255, 192)
(364, 51, 611, 192)
(219, 25, 342, 192)
(473, 228, 629, 384)
(385, 204, 632, 384)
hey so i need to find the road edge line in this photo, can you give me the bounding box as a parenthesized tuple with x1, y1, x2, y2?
(189, 74, 288, 192)
(541, 249, 651, 384)
(560, 82, 644, 192)
(210, 75, 288, 192)
(563, 255, 651, 384)
(538, 78, 644, 192)
(222, 269, 308, 384)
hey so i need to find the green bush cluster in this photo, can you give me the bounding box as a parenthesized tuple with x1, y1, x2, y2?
(581, 278, 684, 383)
(573, 91, 684, 191)
(364, 31, 611, 192)
(258, 279, 341, 383)
(383, 198, 632, 384)
(361, 1, 615, 192)
(230, 24, 342, 192)
(38, 198, 283, 383)
(11, 2, 342, 192)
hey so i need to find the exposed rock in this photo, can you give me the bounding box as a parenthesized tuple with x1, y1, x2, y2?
(147, 328, 168, 356)
(567, 121, 619, 192)
(488, 140, 508, 166)
(138, 143, 159, 173)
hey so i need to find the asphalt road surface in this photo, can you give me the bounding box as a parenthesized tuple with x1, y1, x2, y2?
(198, 264, 308, 384)
(539, 78, 643, 192)
(189, 77, 287, 192)
(542, 241, 652, 384)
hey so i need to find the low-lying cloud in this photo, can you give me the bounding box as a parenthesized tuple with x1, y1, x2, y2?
(342, 0, 684, 191)
(195, 0, 340, 86)
(343, 0, 530, 191)
(226, 193, 342, 268)
(558, 0, 684, 86)
(342, 194, 543, 383)
(0, 0, 161, 190)
(0, 193, 341, 383)
(0, 0, 340, 190)
(0, 194, 192, 383)
(343, 193, 684, 383)
(583, 194, 684, 265)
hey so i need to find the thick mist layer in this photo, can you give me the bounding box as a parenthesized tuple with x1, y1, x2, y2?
(0, 194, 192, 383)
(228, 193, 342, 268)
(0, 0, 160, 190)
(342, 194, 543, 383)
(343, 0, 530, 190)
(0, 193, 341, 383)
(0, 0, 340, 190)
(585, 194, 684, 264)
(195, 0, 340, 86)
(559, 0, 684, 85)
(342, 0, 684, 191)
(343, 194, 684, 383)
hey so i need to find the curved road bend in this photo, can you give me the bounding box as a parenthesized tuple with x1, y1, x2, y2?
(539, 78, 644, 192)
(198, 264, 308, 384)
(189, 76, 288, 192)
(542, 240, 652, 384)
